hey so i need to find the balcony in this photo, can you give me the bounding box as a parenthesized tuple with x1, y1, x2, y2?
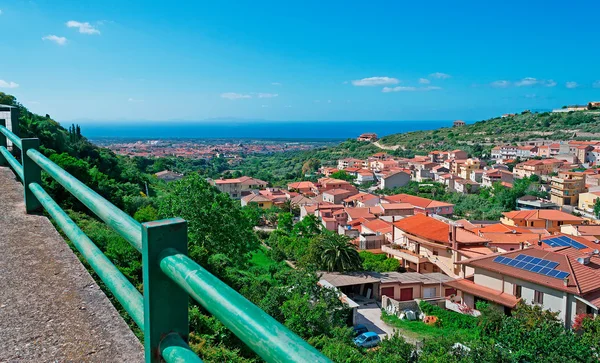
(381, 244, 428, 264)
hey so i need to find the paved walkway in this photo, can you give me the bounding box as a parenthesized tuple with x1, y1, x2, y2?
(356, 302, 419, 344)
(0, 166, 143, 362)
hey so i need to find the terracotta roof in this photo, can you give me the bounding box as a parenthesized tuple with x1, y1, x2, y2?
(345, 207, 382, 220)
(502, 210, 584, 222)
(458, 248, 579, 294)
(380, 203, 414, 211)
(241, 194, 272, 203)
(394, 214, 449, 244)
(361, 219, 393, 234)
(444, 279, 520, 308)
(384, 193, 453, 209)
(343, 192, 378, 203)
(324, 189, 356, 196)
(458, 246, 495, 258)
(569, 225, 600, 236)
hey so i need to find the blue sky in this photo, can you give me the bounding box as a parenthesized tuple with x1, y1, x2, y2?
(1, 0, 599, 123)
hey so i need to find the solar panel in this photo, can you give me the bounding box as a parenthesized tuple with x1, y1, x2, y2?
(492, 254, 568, 280)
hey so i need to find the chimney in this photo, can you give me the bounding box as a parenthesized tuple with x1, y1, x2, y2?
(563, 277, 569, 287)
(520, 242, 525, 250)
(450, 224, 458, 250)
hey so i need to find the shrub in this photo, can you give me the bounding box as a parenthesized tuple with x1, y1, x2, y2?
(419, 301, 478, 330)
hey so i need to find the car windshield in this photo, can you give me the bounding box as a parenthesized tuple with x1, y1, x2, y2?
(356, 335, 368, 343)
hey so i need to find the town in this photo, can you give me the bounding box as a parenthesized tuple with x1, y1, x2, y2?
(93, 137, 333, 160)
(203, 129, 600, 336)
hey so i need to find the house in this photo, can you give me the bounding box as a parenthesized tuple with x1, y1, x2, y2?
(516, 145, 538, 159)
(431, 165, 450, 180)
(355, 219, 394, 250)
(482, 169, 514, 188)
(240, 194, 274, 209)
(561, 224, 600, 239)
(454, 179, 480, 194)
(468, 222, 550, 252)
(447, 247, 600, 328)
(343, 192, 380, 208)
(501, 210, 584, 233)
(345, 206, 383, 221)
(287, 181, 316, 195)
(337, 158, 364, 170)
(513, 158, 563, 179)
(382, 214, 493, 278)
(453, 120, 466, 127)
(313, 177, 358, 194)
(378, 203, 415, 220)
(357, 133, 378, 142)
(154, 170, 184, 182)
(210, 176, 268, 199)
(320, 167, 340, 177)
(383, 193, 454, 216)
(516, 195, 558, 210)
(355, 169, 375, 185)
(322, 189, 358, 204)
(319, 271, 455, 303)
(578, 191, 600, 213)
(459, 159, 481, 180)
(301, 203, 347, 231)
(550, 171, 587, 206)
(491, 145, 518, 160)
(470, 169, 484, 183)
(378, 170, 411, 190)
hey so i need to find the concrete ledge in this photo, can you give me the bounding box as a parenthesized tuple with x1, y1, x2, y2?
(0, 167, 144, 362)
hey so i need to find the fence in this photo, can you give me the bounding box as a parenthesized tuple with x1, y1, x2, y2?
(0, 120, 331, 363)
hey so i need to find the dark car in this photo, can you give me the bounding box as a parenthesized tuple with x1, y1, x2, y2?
(352, 324, 369, 336)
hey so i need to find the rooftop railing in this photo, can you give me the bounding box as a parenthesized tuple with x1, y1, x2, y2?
(0, 119, 331, 363)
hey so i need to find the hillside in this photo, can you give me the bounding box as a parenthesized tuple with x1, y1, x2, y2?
(378, 111, 600, 156)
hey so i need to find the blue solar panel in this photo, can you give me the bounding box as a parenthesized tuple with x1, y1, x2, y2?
(493, 254, 569, 280)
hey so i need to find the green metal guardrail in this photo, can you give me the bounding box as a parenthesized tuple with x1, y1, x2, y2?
(0, 122, 331, 363)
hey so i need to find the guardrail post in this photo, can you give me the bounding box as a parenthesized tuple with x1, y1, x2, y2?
(0, 119, 6, 166)
(9, 107, 19, 157)
(142, 218, 190, 363)
(21, 138, 42, 213)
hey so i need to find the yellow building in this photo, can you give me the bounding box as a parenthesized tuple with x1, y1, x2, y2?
(550, 172, 587, 207)
(459, 158, 481, 180)
(578, 191, 600, 212)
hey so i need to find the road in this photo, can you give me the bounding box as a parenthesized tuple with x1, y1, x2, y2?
(355, 302, 419, 344)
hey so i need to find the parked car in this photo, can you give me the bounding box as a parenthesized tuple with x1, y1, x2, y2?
(352, 324, 368, 336)
(354, 332, 381, 348)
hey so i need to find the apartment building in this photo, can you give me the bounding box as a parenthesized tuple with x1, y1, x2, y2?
(501, 209, 584, 233)
(210, 176, 268, 199)
(550, 172, 587, 206)
(446, 246, 600, 328)
(513, 158, 563, 179)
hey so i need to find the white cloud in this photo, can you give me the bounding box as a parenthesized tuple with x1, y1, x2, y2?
(514, 77, 556, 87)
(258, 93, 278, 98)
(351, 76, 399, 86)
(66, 20, 100, 35)
(221, 92, 252, 100)
(128, 98, 144, 103)
(382, 86, 441, 92)
(491, 80, 510, 88)
(565, 81, 578, 89)
(429, 72, 451, 79)
(271, 82, 282, 86)
(42, 35, 67, 45)
(593, 80, 600, 88)
(419, 78, 431, 84)
(0, 80, 19, 88)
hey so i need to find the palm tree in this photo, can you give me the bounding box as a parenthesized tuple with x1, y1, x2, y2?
(312, 232, 362, 272)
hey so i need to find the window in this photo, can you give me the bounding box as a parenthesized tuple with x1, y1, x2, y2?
(514, 285, 522, 298)
(423, 287, 437, 298)
(433, 250, 439, 256)
(534, 290, 544, 305)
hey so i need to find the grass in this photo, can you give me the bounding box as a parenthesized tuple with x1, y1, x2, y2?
(382, 311, 479, 343)
(249, 246, 278, 268)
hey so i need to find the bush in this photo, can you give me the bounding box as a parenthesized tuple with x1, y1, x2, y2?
(419, 301, 478, 330)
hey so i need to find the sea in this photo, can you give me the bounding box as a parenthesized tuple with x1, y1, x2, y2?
(78, 120, 454, 140)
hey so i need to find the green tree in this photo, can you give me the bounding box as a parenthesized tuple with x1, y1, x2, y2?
(307, 232, 362, 272)
(158, 174, 259, 265)
(594, 197, 600, 218)
(133, 205, 158, 223)
(330, 170, 356, 182)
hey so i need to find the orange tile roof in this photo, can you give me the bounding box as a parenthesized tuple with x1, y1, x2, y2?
(394, 214, 449, 244)
(502, 209, 584, 222)
(361, 219, 393, 234)
(384, 193, 453, 209)
(380, 203, 414, 210)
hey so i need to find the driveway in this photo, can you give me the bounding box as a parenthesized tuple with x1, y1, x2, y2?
(355, 302, 419, 344)
(356, 302, 396, 338)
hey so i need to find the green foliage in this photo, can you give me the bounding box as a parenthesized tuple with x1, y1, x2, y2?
(360, 251, 401, 272)
(330, 170, 356, 182)
(158, 174, 259, 265)
(133, 205, 158, 223)
(594, 197, 600, 218)
(419, 301, 478, 330)
(306, 232, 362, 272)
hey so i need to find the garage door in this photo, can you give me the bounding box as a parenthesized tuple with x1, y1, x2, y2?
(399, 288, 413, 301)
(381, 287, 394, 298)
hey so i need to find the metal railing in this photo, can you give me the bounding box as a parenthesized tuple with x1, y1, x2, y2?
(0, 121, 331, 363)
